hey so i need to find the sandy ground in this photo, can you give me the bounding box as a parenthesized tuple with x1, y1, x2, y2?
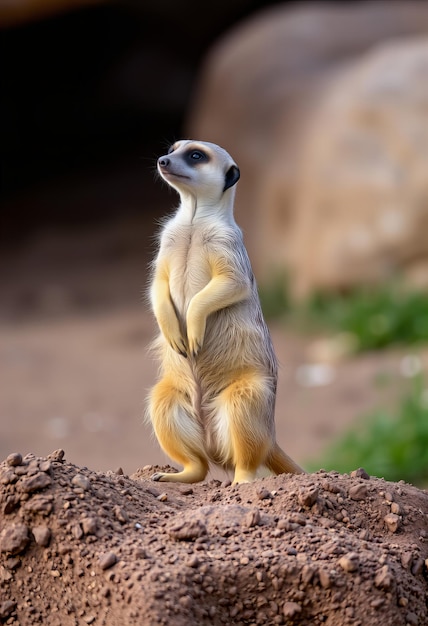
(0, 451, 427, 625)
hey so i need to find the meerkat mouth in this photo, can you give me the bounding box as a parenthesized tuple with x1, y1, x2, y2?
(160, 170, 190, 181)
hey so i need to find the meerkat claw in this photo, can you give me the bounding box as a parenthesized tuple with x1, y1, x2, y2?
(175, 344, 188, 358)
(151, 472, 165, 481)
(191, 344, 201, 358)
(169, 340, 187, 358)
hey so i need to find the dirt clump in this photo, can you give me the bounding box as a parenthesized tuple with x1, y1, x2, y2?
(0, 450, 427, 625)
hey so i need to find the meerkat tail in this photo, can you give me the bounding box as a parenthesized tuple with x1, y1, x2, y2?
(266, 443, 305, 475)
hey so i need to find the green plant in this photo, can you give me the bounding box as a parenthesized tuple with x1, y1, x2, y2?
(260, 279, 428, 353)
(305, 286, 428, 352)
(307, 374, 428, 486)
(258, 272, 290, 320)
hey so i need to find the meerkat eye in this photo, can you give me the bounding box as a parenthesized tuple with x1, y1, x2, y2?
(190, 150, 205, 160)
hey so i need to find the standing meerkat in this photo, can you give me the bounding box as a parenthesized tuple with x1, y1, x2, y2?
(147, 139, 304, 483)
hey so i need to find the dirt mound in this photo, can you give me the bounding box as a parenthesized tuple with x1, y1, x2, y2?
(0, 451, 427, 625)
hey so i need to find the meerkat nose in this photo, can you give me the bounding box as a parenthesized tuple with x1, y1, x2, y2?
(158, 157, 170, 168)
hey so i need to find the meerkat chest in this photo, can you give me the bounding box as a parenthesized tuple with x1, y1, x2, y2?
(162, 223, 213, 311)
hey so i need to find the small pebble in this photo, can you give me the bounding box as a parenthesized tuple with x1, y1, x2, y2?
(32, 525, 51, 547)
(4, 557, 20, 570)
(349, 483, 368, 501)
(283, 601, 302, 618)
(81, 517, 97, 535)
(0, 601, 16, 620)
(319, 569, 333, 588)
(384, 513, 401, 533)
(114, 506, 130, 523)
(390, 502, 401, 515)
(298, 486, 319, 508)
(71, 523, 83, 540)
(99, 551, 117, 570)
(256, 487, 271, 501)
(401, 552, 413, 569)
(374, 564, 393, 590)
(72, 474, 91, 491)
(338, 552, 359, 573)
(20, 472, 52, 493)
(48, 449, 65, 462)
(384, 491, 394, 503)
(185, 555, 200, 568)
(0, 523, 30, 555)
(39, 460, 52, 473)
(350, 468, 369, 480)
(245, 509, 261, 528)
(168, 519, 207, 541)
(6, 453, 22, 467)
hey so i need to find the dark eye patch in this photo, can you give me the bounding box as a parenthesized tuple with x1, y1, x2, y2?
(185, 148, 209, 164)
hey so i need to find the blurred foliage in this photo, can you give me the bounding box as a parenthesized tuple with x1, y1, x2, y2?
(259, 277, 428, 485)
(260, 278, 428, 352)
(305, 286, 428, 351)
(306, 374, 428, 486)
(258, 271, 290, 320)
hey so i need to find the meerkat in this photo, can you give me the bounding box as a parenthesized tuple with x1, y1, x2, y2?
(147, 139, 303, 483)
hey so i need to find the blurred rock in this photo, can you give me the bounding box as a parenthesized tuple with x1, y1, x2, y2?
(288, 37, 428, 297)
(188, 1, 428, 292)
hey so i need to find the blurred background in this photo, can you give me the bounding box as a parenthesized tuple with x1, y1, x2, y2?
(1, 0, 428, 484)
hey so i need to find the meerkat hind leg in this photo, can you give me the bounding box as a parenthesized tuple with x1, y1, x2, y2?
(149, 376, 209, 483)
(151, 460, 207, 483)
(216, 370, 272, 484)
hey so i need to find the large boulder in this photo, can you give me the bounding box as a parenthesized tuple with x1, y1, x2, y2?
(187, 1, 428, 289)
(285, 37, 428, 297)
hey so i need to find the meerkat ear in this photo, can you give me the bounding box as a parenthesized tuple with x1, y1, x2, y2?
(223, 165, 240, 192)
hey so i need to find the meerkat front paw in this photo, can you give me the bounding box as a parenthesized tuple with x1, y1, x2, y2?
(186, 315, 206, 357)
(158, 315, 188, 357)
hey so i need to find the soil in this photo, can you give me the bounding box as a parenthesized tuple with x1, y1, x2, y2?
(0, 450, 427, 625)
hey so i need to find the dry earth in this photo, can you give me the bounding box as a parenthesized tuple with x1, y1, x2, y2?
(0, 450, 427, 625)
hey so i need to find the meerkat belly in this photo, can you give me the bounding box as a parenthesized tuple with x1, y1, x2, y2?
(167, 231, 211, 316)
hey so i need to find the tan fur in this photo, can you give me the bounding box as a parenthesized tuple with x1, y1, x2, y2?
(147, 140, 304, 483)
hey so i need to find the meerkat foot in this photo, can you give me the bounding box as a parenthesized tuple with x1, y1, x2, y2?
(232, 467, 258, 484)
(151, 461, 207, 483)
(151, 471, 169, 482)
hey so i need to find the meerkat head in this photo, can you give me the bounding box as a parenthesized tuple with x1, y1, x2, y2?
(157, 140, 240, 205)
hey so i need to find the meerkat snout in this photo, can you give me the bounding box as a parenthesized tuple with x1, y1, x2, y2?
(157, 157, 170, 169)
